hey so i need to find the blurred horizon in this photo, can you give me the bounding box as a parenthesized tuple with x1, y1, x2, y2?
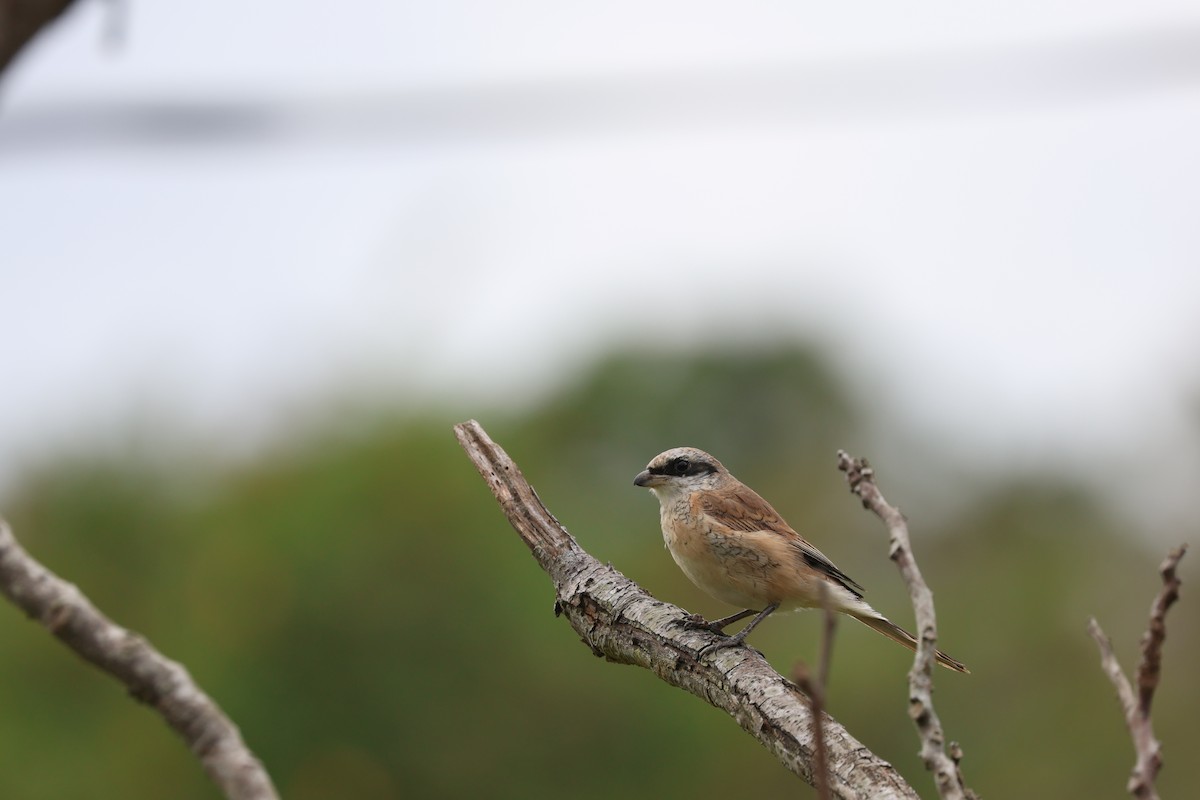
(4, 2, 1200, 538)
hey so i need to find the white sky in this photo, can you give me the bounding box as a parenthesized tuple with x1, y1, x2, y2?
(2, 2, 1200, 535)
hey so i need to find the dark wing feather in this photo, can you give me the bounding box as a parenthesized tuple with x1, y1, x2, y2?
(698, 487, 865, 598)
(792, 542, 865, 598)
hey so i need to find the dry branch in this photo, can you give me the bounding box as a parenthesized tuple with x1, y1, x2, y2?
(836, 451, 974, 800)
(1088, 543, 1187, 800)
(0, 519, 279, 800)
(454, 420, 920, 800)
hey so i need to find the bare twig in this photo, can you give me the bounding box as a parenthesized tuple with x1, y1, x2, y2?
(792, 584, 838, 800)
(1088, 544, 1186, 800)
(1135, 545, 1185, 719)
(455, 420, 920, 800)
(791, 662, 831, 800)
(0, 519, 279, 800)
(836, 450, 974, 800)
(817, 585, 836, 693)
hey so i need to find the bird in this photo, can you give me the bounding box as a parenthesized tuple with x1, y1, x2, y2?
(633, 446, 968, 672)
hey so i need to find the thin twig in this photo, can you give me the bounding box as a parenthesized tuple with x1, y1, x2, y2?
(1088, 544, 1186, 800)
(456, 420, 920, 800)
(817, 582, 837, 695)
(836, 450, 974, 800)
(0, 519, 279, 800)
(792, 661, 831, 800)
(1135, 545, 1186, 719)
(793, 583, 838, 800)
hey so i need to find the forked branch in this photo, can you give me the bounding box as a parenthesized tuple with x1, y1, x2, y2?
(1088, 544, 1187, 800)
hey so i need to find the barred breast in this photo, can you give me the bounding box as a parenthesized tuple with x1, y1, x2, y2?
(660, 501, 779, 609)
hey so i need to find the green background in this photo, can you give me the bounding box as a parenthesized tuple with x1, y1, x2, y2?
(1, 347, 1194, 798)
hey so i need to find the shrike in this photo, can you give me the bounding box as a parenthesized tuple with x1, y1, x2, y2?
(634, 447, 968, 672)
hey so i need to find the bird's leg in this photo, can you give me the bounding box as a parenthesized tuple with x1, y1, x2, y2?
(698, 603, 780, 657)
(680, 608, 756, 633)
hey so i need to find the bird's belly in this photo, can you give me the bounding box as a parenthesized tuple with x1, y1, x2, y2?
(664, 525, 775, 609)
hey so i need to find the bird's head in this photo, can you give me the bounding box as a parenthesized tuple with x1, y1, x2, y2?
(633, 447, 728, 498)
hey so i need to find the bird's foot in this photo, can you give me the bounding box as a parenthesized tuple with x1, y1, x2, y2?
(679, 613, 726, 634)
(697, 633, 761, 659)
(678, 608, 756, 634)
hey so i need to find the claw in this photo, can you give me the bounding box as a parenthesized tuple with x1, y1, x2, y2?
(698, 636, 747, 658)
(679, 613, 724, 633)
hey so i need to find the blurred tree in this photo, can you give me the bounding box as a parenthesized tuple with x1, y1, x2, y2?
(0, 347, 1193, 799)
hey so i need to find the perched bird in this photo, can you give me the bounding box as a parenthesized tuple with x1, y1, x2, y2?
(634, 447, 968, 672)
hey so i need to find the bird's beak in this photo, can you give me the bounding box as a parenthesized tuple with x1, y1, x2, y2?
(633, 470, 665, 488)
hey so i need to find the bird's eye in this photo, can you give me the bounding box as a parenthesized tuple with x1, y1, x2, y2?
(673, 458, 690, 475)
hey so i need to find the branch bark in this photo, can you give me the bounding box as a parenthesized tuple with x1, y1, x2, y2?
(0, 0, 80, 77)
(1087, 543, 1186, 800)
(454, 419, 920, 800)
(836, 451, 975, 800)
(0, 519, 279, 800)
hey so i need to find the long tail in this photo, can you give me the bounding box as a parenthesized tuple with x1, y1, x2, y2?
(851, 613, 969, 673)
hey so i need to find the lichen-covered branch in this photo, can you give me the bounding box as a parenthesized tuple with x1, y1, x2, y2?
(1088, 544, 1186, 800)
(454, 420, 920, 800)
(836, 450, 974, 800)
(0, 519, 279, 800)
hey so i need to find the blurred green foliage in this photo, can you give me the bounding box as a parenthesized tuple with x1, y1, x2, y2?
(0, 347, 1194, 798)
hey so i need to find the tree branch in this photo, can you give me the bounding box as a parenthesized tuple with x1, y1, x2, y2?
(836, 451, 974, 800)
(0, 519, 279, 800)
(454, 419, 920, 800)
(1087, 543, 1186, 800)
(1135, 545, 1185, 720)
(0, 0, 80, 77)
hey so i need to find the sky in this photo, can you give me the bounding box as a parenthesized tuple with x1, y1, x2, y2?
(2, 2, 1200, 537)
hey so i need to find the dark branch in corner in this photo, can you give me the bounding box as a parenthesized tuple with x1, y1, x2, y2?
(454, 420, 920, 800)
(1088, 543, 1187, 800)
(0, 0, 80, 76)
(836, 451, 976, 800)
(0, 520, 279, 800)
